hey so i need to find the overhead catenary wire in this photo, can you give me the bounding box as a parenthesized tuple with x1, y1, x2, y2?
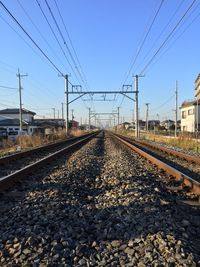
(134, 0, 186, 73)
(53, 0, 90, 90)
(0, 1, 65, 77)
(139, 0, 197, 75)
(44, 0, 94, 110)
(122, 0, 165, 85)
(16, 0, 67, 71)
(113, 0, 165, 112)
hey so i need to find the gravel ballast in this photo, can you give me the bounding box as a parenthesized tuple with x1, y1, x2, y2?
(0, 132, 199, 266)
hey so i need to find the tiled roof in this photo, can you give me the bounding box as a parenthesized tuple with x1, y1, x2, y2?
(0, 108, 36, 115)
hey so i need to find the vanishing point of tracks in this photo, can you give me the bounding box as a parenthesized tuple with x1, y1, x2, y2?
(0, 131, 200, 266)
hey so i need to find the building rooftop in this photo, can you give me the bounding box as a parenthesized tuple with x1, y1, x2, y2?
(0, 119, 29, 126)
(181, 99, 200, 108)
(0, 108, 36, 115)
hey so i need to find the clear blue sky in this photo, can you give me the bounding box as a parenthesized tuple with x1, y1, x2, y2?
(0, 0, 199, 125)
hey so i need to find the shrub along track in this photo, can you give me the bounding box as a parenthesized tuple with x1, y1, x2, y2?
(0, 132, 199, 266)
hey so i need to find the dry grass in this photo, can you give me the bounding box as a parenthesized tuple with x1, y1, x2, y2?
(118, 130, 200, 153)
(69, 129, 88, 137)
(0, 129, 88, 157)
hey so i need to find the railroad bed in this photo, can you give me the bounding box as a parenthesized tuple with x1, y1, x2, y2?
(0, 132, 200, 266)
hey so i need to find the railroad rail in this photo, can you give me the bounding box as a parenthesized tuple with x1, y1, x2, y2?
(0, 132, 95, 165)
(109, 131, 200, 196)
(115, 133, 200, 165)
(0, 131, 99, 191)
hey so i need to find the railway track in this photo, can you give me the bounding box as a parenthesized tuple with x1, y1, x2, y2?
(0, 131, 99, 191)
(109, 131, 200, 197)
(0, 131, 199, 266)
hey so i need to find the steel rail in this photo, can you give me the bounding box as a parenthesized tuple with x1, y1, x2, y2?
(0, 131, 99, 191)
(109, 132, 200, 195)
(0, 132, 94, 165)
(115, 133, 200, 165)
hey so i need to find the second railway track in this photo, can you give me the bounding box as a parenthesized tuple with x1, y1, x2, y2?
(109, 132, 200, 196)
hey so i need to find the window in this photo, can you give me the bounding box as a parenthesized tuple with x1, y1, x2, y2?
(182, 111, 186, 119)
(14, 128, 19, 131)
(188, 109, 194, 115)
(8, 128, 13, 131)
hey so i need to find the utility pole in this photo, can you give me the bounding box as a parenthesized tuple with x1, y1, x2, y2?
(88, 107, 91, 130)
(52, 108, 55, 119)
(61, 102, 64, 126)
(16, 69, 28, 132)
(175, 81, 178, 138)
(117, 107, 120, 130)
(71, 109, 74, 124)
(133, 75, 144, 138)
(65, 75, 69, 135)
(145, 103, 150, 132)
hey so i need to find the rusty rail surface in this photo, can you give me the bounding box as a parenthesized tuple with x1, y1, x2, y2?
(0, 131, 99, 191)
(115, 133, 200, 165)
(109, 132, 200, 195)
(0, 132, 94, 165)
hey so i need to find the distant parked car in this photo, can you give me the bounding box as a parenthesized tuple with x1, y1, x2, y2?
(8, 130, 27, 141)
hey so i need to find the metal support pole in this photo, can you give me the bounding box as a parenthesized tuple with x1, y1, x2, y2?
(117, 107, 120, 130)
(71, 109, 74, 125)
(52, 108, 55, 119)
(145, 103, 150, 132)
(134, 75, 139, 138)
(16, 69, 27, 132)
(89, 107, 91, 130)
(65, 75, 69, 135)
(61, 102, 64, 126)
(175, 81, 178, 137)
(18, 73, 23, 132)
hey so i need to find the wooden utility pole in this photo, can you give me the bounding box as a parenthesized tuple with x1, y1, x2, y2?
(16, 69, 28, 132)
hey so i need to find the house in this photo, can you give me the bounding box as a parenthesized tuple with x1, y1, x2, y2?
(69, 120, 79, 129)
(0, 108, 38, 135)
(181, 100, 200, 132)
(160, 120, 175, 130)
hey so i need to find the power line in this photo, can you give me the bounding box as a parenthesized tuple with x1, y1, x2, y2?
(53, 0, 90, 90)
(139, 0, 197, 75)
(0, 1, 65, 77)
(114, 0, 164, 111)
(0, 85, 18, 90)
(16, 0, 67, 70)
(44, 0, 94, 110)
(122, 0, 165, 85)
(134, 0, 186, 73)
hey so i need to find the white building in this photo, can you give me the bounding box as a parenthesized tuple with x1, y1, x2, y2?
(181, 100, 200, 132)
(0, 108, 38, 135)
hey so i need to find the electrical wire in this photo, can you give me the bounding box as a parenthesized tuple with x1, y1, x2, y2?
(53, 0, 90, 90)
(139, 0, 197, 75)
(0, 85, 18, 90)
(16, 0, 67, 71)
(134, 0, 186, 74)
(0, 1, 65, 77)
(113, 0, 164, 112)
(122, 0, 165, 85)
